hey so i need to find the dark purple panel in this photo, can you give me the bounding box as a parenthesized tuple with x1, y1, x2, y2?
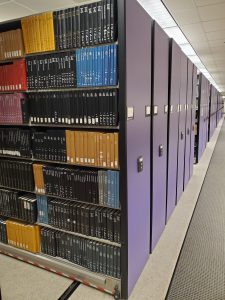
(183, 59, 193, 189)
(176, 52, 187, 202)
(125, 0, 152, 295)
(151, 22, 169, 250)
(197, 74, 205, 161)
(190, 65, 197, 177)
(166, 40, 181, 222)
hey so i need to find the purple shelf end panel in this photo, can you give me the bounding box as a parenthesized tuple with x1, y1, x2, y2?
(151, 22, 169, 251)
(166, 40, 181, 222)
(176, 52, 187, 202)
(126, 0, 152, 295)
(190, 65, 197, 178)
(183, 59, 193, 189)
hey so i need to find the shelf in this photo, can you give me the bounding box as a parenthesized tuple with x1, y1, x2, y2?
(0, 56, 25, 64)
(25, 41, 118, 57)
(38, 223, 121, 247)
(0, 90, 27, 94)
(0, 123, 120, 130)
(0, 185, 121, 211)
(0, 242, 120, 296)
(27, 86, 119, 92)
(0, 213, 120, 246)
(0, 155, 120, 171)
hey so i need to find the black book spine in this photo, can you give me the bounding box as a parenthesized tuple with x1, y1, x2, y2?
(76, 6, 81, 48)
(106, 0, 111, 42)
(97, 1, 103, 44)
(84, 5, 89, 46)
(92, 2, 98, 45)
(88, 4, 93, 46)
(80, 6, 85, 47)
(72, 7, 77, 49)
(110, 0, 117, 42)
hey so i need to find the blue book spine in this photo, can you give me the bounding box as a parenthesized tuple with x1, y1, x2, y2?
(110, 45, 114, 86)
(111, 171, 115, 208)
(107, 170, 111, 207)
(100, 46, 104, 86)
(45, 196, 48, 224)
(107, 45, 111, 86)
(104, 45, 109, 86)
(86, 48, 89, 86)
(89, 48, 92, 86)
(81, 48, 84, 86)
(115, 171, 119, 209)
(90, 48, 93, 86)
(96, 46, 100, 86)
(113, 44, 117, 85)
(83, 48, 87, 87)
(76, 50, 81, 87)
(37, 196, 41, 223)
(93, 47, 97, 87)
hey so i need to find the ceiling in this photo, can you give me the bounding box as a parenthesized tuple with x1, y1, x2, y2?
(0, 0, 224, 94)
(162, 0, 225, 95)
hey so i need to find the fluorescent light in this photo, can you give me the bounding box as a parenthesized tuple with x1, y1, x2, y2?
(138, 0, 177, 28)
(188, 55, 201, 64)
(180, 44, 196, 56)
(164, 26, 188, 45)
(138, 0, 223, 92)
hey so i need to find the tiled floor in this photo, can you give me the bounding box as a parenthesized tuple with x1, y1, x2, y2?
(0, 119, 223, 300)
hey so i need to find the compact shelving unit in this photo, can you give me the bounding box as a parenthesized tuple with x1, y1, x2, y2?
(0, 1, 153, 299)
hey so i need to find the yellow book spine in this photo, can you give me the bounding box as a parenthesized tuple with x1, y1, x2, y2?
(65, 130, 71, 163)
(74, 131, 80, 164)
(46, 12, 55, 51)
(110, 133, 115, 168)
(35, 226, 40, 253)
(114, 133, 119, 168)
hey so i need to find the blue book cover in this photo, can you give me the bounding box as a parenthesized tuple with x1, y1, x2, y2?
(115, 171, 120, 209)
(84, 48, 88, 86)
(97, 46, 101, 86)
(76, 50, 80, 87)
(45, 196, 48, 224)
(100, 46, 104, 86)
(108, 45, 111, 86)
(110, 45, 114, 86)
(93, 47, 97, 86)
(86, 48, 90, 86)
(104, 45, 109, 86)
(81, 48, 85, 86)
(89, 48, 93, 86)
(113, 44, 118, 85)
(111, 171, 115, 208)
(107, 170, 112, 207)
(37, 196, 41, 223)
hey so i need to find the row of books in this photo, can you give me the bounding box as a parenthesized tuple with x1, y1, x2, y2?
(28, 90, 118, 126)
(32, 130, 67, 162)
(26, 52, 76, 90)
(47, 198, 120, 243)
(0, 29, 24, 60)
(22, 12, 55, 54)
(0, 93, 29, 125)
(40, 228, 120, 278)
(0, 128, 119, 169)
(66, 131, 119, 168)
(6, 220, 40, 253)
(0, 128, 32, 158)
(0, 189, 37, 223)
(0, 217, 7, 244)
(54, 1, 117, 50)
(0, 160, 34, 191)
(76, 45, 117, 87)
(33, 164, 120, 209)
(0, 60, 27, 92)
